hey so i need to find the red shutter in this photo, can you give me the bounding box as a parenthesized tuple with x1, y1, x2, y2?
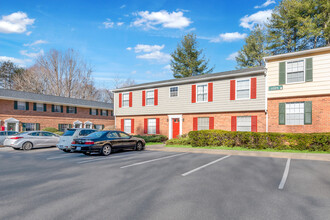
(142, 91, 146, 106)
(121, 119, 124, 131)
(251, 78, 257, 99)
(209, 117, 214, 130)
(129, 92, 133, 107)
(208, 82, 213, 102)
(156, 118, 160, 134)
(131, 119, 134, 133)
(192, 85, 196, 103)
(230, 80, 236, 100)
(119, 93, 122, 108)
(144, 118, 148, 134)
(231, 116, 237, 131)
(251, 116, 257, 132)
(154, 89, 158, 106)
(193, 117, 198, 131)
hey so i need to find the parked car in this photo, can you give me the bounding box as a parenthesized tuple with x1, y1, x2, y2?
(4, 131, 60, 150)
(71, 130, 146, 156)
(0, 131, 18, 146)
(57, 128, 96, 152)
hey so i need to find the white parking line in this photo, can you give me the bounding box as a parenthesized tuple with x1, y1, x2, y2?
(77, 151, 154, 164)
(46, 154, 83, 160)
(278, 158, 291, 190)
(181, 155, 231, 176)
(120, 153, 189, 168)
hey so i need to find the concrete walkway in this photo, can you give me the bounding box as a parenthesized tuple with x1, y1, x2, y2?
(147, 144, 330, 162)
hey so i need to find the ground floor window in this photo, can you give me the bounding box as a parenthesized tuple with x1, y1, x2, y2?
(197, 117, 209, 131)
(148, 119, 156, 134)
(58, 124, 71, 132)
(94, 124, 104, 131)
(237, 116, 251, 132)
(286, 102, 304, 125)
(124, 119, 131, 134)
(22, 123, 39, 131)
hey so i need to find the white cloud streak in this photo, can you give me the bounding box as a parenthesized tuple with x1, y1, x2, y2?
(128, 44, 171, 63)
(0, 12, 34, 34)
(210, 32, 247, 43)
(240, 9, 273, 30)
(255, 0, 276, 9)
(23, 40, 48, 47)
(226, 52, 239, 61)
(103, 19, 114, 28)
(20, 49, 44, 58)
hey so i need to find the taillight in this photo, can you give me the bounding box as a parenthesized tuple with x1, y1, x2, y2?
(84, 141, 94, 145)
(10, 137, 23, 140)
(71, 141, 76, 144)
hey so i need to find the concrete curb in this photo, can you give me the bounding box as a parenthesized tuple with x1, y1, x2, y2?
(146, 145, 330, 162)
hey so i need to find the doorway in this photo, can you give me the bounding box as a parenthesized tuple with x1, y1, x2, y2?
(172, 118, 180, 139)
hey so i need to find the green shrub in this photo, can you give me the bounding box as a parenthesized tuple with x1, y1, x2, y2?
(188, 130, 330, 152)
(166, 136, 191, 145)
(54, 131, 64, 136)
(42, 127, 58, 133)
(133, 135, 168, 143)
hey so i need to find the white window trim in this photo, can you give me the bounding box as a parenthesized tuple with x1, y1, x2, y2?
(54, 105, 61, 113)
(122, 92, 130, 108)
(67, 106, 75, 114)
(236, 116, 252, 132)
(124, 119, 132, 134)
(169, 86, 179, 98)
(236, 78, 251, 100)
(147, 118, 157, 134)
(196, 83, 208, 103)
(168, 115, 183, 139)
(36, 103, 44, 112)
(4, 118, 20, 132)
(146, 89, 155, 106)
(285, 102, 305, 125)
(101, 109, 107, 116)
(84, 121, 93, 128)
(286, 59, 305, 85)
(73, 120, 82, 128)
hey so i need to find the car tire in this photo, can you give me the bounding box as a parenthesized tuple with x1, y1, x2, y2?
(22, 142, 33, 151)
(13, 148, 20, 150)
(135, 142, 143, 151)
(101, 145, 112, 156)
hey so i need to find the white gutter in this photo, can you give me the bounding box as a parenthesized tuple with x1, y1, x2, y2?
(264, 58, 269, 133)
(264, 46, 330, 61)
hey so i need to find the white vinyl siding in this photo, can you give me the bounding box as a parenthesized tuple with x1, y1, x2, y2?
(237, 116, 251, 132)
(122, 93, 129, 107)
(286, 102, 304, 125)
(197, 118, 209, 131)
(146, 90, 154, 106)
(36, 103, 43, 112)
(170, 87, 178, 97)
(148, 119, 156, 134)
(197, 84, 208, 102)
(124, 119, 131, 134)
(236, 79, 250, 99)
(287, 60, 305, 84)
(17, 101, 26, 110)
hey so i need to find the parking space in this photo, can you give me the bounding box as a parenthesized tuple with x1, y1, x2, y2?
(0, 147, 329, 220)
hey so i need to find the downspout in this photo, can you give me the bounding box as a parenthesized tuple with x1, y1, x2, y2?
(264, 59, 268, 133)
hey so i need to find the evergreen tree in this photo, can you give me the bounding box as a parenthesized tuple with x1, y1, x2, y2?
(236, 25, 269, 68)
(0, 61, 24, 89)
(170, 33, 214, 78)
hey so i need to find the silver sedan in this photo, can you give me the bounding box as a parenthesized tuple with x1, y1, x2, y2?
(4, 131, 60, 150)
(0, 131, 18, 146)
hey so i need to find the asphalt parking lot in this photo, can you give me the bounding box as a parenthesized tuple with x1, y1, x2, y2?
(0, 147, 329, 220)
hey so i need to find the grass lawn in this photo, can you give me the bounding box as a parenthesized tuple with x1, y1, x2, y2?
(166, 144, 330, 154)
(146, 142, 164, 146)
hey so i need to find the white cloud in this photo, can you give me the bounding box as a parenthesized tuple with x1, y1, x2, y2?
(0, 56, 30, 66)
(103, 19, 114, 29)
(0, 12, 35, 34)
(128, 44, 171, 63)
(163, 64, 171, 70)
(255, 0, 276, 9)
(130, 44, 165, 53)
(226, 52, 239, 61)
(132, 10, 191, 29)
(20, 49, 44, 58)
(210, 32, 247, 43)
(240, 10, 273, 30)
(26, 31, 32, 36)
(23, 40, 48, 47)
(120, 4, 126, 9)
(117, 22, 124, 26)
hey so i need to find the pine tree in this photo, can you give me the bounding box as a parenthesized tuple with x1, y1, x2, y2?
(236, 25, 269, 68)
(0, 61, 24, 89)
(170, 33, 214, 78)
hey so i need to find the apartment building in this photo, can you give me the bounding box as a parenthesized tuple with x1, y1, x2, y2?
(0, 89, 114, 132)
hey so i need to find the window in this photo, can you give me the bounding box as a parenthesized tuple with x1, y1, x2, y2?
(170, 87, 178, 97)
(237, 116, 251, 131)
(124, 119, 131, 134)
(118, 131, 130, 138)
(198, 118, 209, 131)
(94, 125, 103, 131)
(286, 102, 304, 125)
(236, 79, 250, 99)
(25, 123, 37, 131)
(197, 84, 208, 102)
(42, 132, 56, 136)
(36, 103, 44, 112)
(107, 131, 119, 138)
(90, 109, 97, 115)
(79, 130, 95, 136)
(148, 119, 156, 134)
(17, 101, 27, 110)
(287, 60, 304, 84)
(101, 110, 107, 116)
(29, 132, 41, 136)
(67, 106, 76, 114)
(85, 124, 92, 129)
(146, 90, 154, 106)
(53, 105, 61, 113)
(122, 93, 129, 107)
(58, 124, 71, 132)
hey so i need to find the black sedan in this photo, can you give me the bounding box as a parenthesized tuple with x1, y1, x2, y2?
(71, 130, 146, 156)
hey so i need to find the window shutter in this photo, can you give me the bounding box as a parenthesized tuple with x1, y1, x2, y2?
(305, 58, 313, 82)
(121, 119, 124, 131)
(129, 92, 133, 107)
(279, 62, 286, 85)
(33, 103, 37, 111)
(58, 124, 61, 131)
(250, 78, 257, 99)
(89, 108, 92, 115)
(60, 105, 63, 113)
(102, 125, 105, 130)
(208, 83, 213, 102)
(69, 124, 72, 128)
(44, 104, 47, 112)
(209, 117, 214, 130)
(144, 118, 148, 134)
(251, 116, 257, 132)
(75, 107, 77, 114)
(96, 109, 99, 115)
(119, 93, 122, 108)
(230, 80, 236, 100)
(231, 116, 237, 131)
(36, 123, 40, 131)
(279, 103, 286, 125)
(131, 119, 134, 134)
(26, 102, 29, 110)
(192, 85, 196, 103)
(142, 91, 146, 106)
(22, 123, 26, 131)
(304, 101, 312, 125)
(66, 106, 69, 113)
(156, 118, 160, 134)
(106, 110, 108, 116)
(193, 117, 198, 131)
(52, 105, 54, 112)
(154, 89, 158, 106)
(14, 101, 18, 110)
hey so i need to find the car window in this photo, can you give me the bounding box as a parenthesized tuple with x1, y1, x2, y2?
(42, 132, 55, 136)
(29, 132, 40, 136)
(63, 129, 76, 136)
(79, 130, 95, 136)
(106, 131, 119, 138)
(17, 132, 28, 136)
(86, 131, 107, 138)
(8, 132, 17, 135)
(118, 132, 130, 138)
(0, 132, 5, 136)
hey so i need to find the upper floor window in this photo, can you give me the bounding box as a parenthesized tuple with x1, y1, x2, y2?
(197, 117, 209, 131)
(237, 116, 251, 131)
(287, 60, 304, 84)
(197, 84, 208, 102)
(146, 90, 154, 106)
(53, 105, 62, 113)
(236, 79, 250, 99)
(122, 93, 129, 107)
(67, 106, 76, 114)
(36, 103, 44, 112)
(286, 102, 304, 125)
(170, 87, 178, 97)
(90, 109, 98, 115)
(101, 110, 108, 116)
(17, 101, 27, 110)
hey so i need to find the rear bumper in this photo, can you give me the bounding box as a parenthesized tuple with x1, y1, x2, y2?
(71, 144, 102, 153)
(57, 144, 72, 150)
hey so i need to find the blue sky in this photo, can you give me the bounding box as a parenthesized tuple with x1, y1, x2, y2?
(0, 0, 276, 88)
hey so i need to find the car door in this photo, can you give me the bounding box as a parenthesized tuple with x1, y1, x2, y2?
(117, 131, 136, 149)
(106, 131, 121, 149)
(41, 132, 59, 147)
(28, 132, 42, 147)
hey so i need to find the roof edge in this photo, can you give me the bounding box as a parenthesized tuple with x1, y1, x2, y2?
(264, 46, 330, 61)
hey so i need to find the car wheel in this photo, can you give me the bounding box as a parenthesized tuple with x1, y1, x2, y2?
(22, 142, 33, 151)
(101, 145, 112, 156)
(135, 142, 143, 151)
(13, 148, 20, 150)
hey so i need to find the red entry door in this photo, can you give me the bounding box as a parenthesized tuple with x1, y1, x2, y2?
(172, 118, 180, 139)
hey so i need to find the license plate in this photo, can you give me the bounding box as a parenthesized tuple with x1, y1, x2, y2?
(76, 147, 81, 151)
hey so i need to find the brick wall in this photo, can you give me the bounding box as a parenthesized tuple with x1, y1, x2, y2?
(268, 95, 330, 133)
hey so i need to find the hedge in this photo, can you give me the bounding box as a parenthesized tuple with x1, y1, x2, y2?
(188, 130, 330, 152)
(42, 127, 58, 133)
(166, 135, 191, 145)
(133, 135, 168, 143)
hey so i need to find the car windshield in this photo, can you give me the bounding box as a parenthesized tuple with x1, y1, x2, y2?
(16, 132, 28, 136)
(63, 129, 76, 136)
(86, 131, 107, 138)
